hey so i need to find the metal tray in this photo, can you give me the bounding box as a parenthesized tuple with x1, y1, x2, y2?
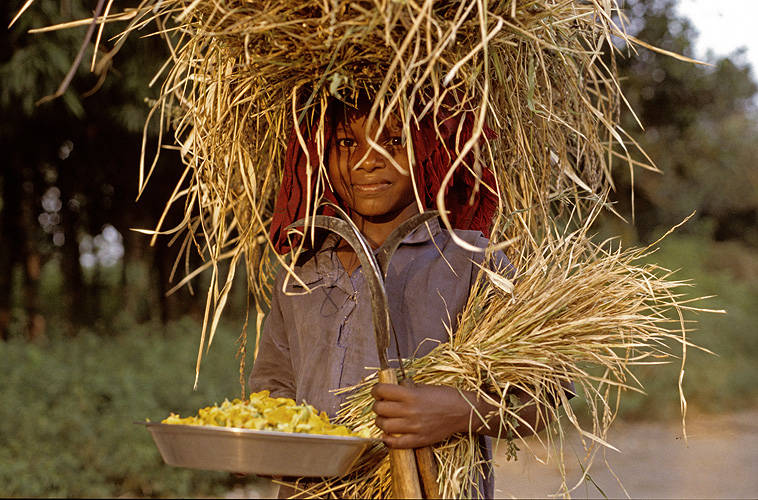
(139, 422, 377, 477)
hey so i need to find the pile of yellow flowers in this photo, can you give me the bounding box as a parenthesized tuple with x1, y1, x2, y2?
(162, 390, 367, 437)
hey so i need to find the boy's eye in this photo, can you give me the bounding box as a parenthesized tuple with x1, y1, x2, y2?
(385, 136, 404, 147)
(337, 138, 356, 148)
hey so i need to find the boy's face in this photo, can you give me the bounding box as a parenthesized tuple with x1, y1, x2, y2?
(328, 108, 416, 224)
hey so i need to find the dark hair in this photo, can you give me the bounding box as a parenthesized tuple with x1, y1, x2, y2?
(324, 93, 376, 148)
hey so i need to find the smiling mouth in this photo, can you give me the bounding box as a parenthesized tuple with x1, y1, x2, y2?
(352, 181, 391, 194)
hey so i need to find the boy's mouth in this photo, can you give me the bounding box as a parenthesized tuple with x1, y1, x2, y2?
(352, 181, 391, 194)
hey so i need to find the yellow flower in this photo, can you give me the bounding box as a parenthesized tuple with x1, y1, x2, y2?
(160, 393, 362, 437)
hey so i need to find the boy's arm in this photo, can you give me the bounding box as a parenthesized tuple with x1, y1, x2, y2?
(248, 277, 297, 399)
(371, 382, 571, 449)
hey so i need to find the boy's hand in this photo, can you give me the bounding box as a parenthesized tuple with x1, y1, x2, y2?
(371, 383, 478, 449)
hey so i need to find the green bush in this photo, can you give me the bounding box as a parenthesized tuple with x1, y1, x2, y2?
(613, 231, 758, 419)
(0, 316, 263, 497)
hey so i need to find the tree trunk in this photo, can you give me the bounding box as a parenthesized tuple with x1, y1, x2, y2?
(0, 163, 47, 342)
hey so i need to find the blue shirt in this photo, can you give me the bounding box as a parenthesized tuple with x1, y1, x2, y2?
(249, 217, 508, 497)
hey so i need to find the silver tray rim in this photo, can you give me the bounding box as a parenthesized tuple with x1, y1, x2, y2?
(137, 420, 378, 443)
(136, 421, 380, 477)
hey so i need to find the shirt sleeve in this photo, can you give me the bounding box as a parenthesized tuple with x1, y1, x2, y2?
(468, 234, 515, 290)
(248, 271, 297, 400)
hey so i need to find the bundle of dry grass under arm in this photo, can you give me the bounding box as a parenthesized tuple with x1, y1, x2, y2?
(284, 216, 716, 499)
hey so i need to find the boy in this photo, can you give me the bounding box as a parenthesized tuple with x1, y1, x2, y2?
(250, 96, 548, 497)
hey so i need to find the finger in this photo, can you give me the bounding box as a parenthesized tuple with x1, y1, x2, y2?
(382, 432, 427, 450)
(372, 399, 412, 418)
(375, 416, 419, 435)
(371, 382, 412, 401)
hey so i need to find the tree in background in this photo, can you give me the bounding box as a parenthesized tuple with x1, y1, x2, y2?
(0, 0, 204, 340)
(610, 0, 758, 249)
(597, 0, 758, 417)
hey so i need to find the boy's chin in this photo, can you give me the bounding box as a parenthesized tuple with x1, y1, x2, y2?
(352, 205, 420, 225)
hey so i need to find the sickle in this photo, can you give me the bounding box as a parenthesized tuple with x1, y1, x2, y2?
(288, 213, 393, 369)
(286, 208, 441, 499)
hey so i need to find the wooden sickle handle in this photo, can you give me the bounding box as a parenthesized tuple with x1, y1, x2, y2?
(398, 378, 441, 499)
(378, 368, 423, 499)
(415, 446, 441, 499)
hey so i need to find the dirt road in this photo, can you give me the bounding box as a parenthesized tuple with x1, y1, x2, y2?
(493, 409, 758, 499)
(227, 409, 758, 499)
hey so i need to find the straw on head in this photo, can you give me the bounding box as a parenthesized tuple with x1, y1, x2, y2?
(130, 0, 634, 290)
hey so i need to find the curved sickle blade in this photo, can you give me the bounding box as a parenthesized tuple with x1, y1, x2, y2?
(375, 210, 439, 279)
(287, 211, 439, 500)
(286, 215, 392, 369)
(286, 210, 441, 372)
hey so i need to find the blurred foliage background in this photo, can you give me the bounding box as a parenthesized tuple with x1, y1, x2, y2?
(1, 0, 757, 496)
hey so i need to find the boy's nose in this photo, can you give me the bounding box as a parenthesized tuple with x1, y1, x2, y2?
(354, 145, 385, 172)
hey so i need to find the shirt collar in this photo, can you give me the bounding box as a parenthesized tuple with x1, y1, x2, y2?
(295, 215, 442, 284)
(402, 216, 441, 245)
(321, 215, 441, 249)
